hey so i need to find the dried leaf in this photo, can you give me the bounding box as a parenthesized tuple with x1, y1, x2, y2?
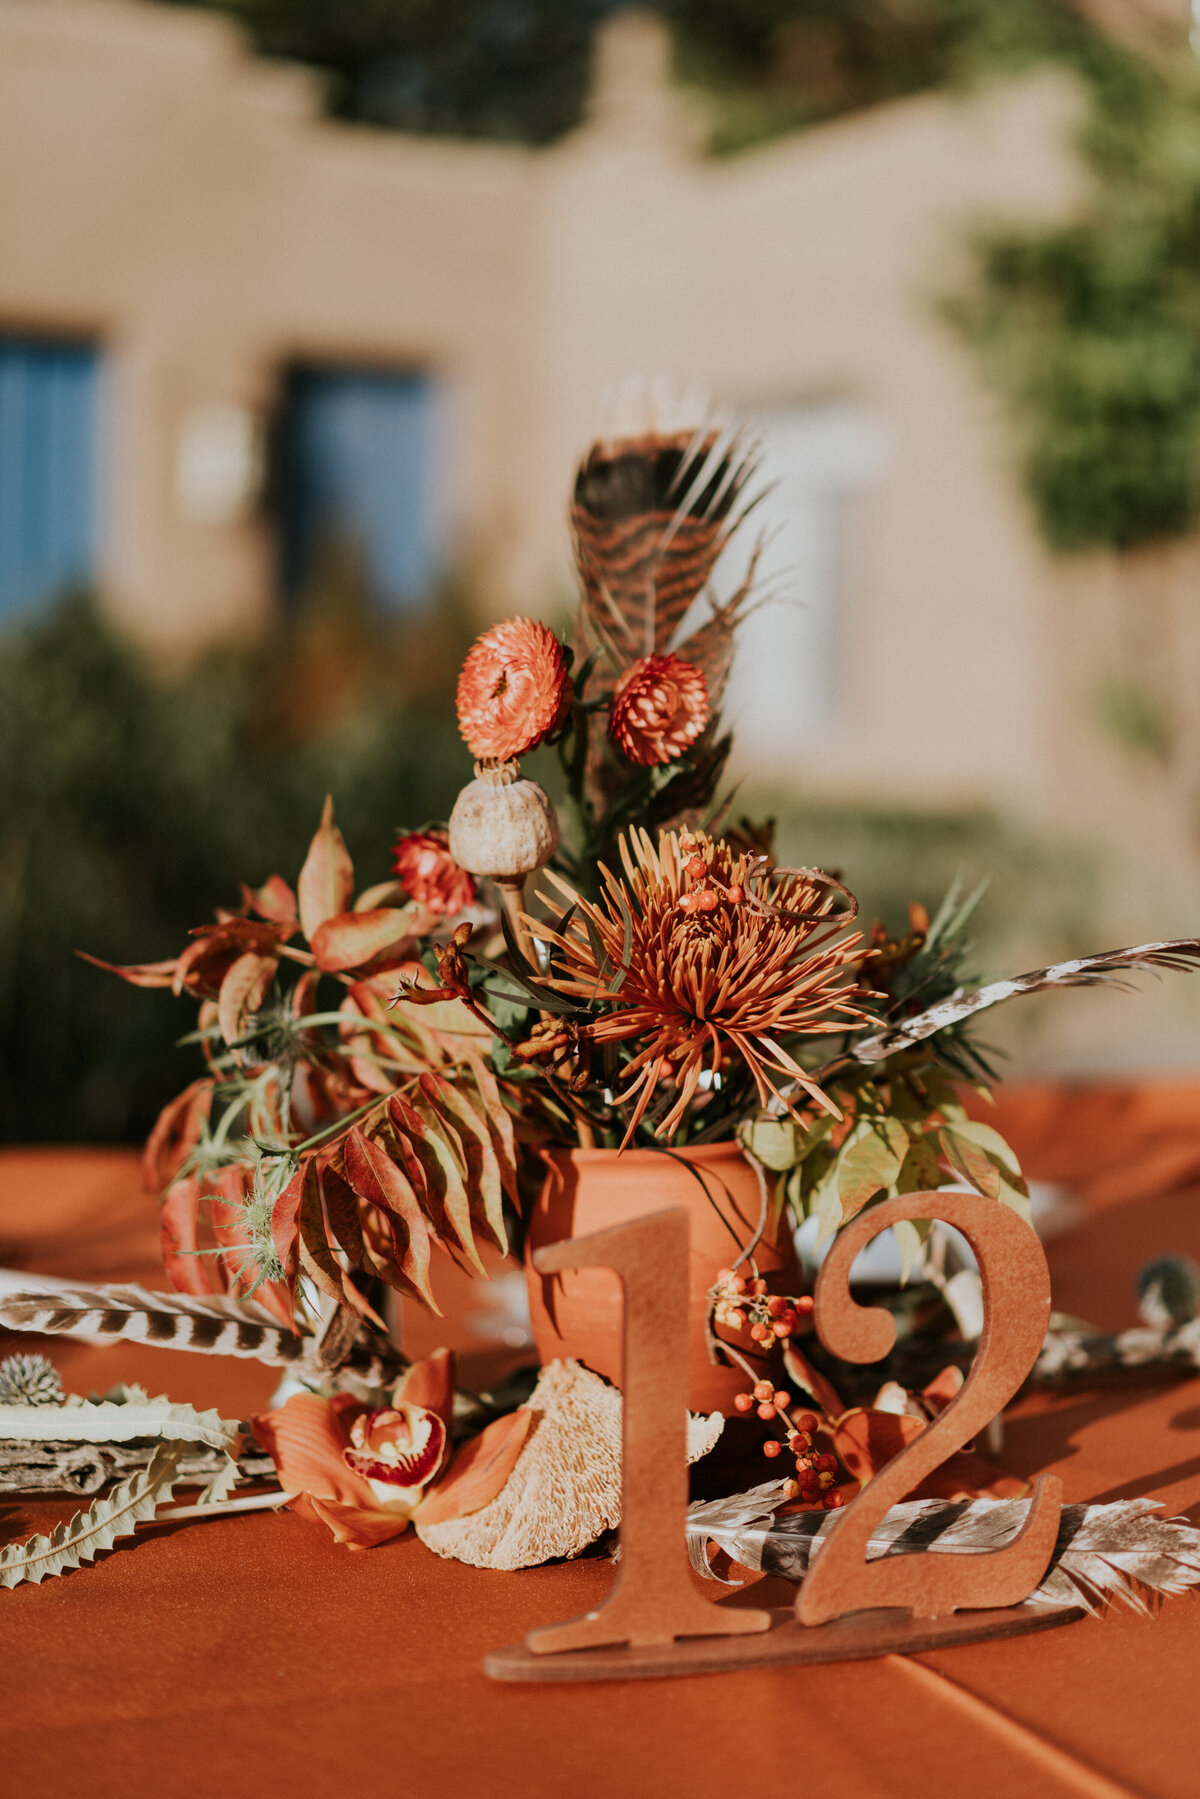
(939, 1127, 1001, 1201)
(297, 795, 354, 941)
(161, 1177, 222, 1296)
(388, 1091, 480, 1277)
(142, 1078, 213, 1193)
(0, 1441, 186, 1589)
(421, 1073, 508, 1259)
(312, 908, 421, 976)
(241, 875, 298, 926)
(218, 950, 278, 1051)
(344, 1129, 438, 1312)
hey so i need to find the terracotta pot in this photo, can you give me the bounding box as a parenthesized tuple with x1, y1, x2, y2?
(525, 1141, 802, 1414)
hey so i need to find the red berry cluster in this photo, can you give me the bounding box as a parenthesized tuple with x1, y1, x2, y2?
(733, 1379, 791, 1426)
(677, 841, 744, 917)
(713, 1269, 814, 1341)
(782, 1412, 844, 1510)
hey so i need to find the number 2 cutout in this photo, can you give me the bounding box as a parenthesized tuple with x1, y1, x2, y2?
(797, 1189, 1062, 1626)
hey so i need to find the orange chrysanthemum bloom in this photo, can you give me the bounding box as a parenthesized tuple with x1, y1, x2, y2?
(609, 653, 709, 766)
(456, 618, 571, 762)
(535, 829, 866, 1144)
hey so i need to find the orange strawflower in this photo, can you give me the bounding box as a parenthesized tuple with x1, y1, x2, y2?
(392, 828, 476, 916)
(535, 829, 866, 1143)
(456, 617, 571, 762)
(609, 653, 709, 766)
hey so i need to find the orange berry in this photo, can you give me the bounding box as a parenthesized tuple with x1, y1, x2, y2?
(797, 1412, 819, 1434)
(790, 1430, 813, 1452)
(750, 1323, 769, 1342)
(716, 1267, 733, 1285)
(783, 1479, 799, 1500)
(727, 884, 743, 905)
(771, 1320, 790, 1338)
(728, 1309, 746, 1331)
(766, 1295, 786, 1317)
(696, 888, 719, 913)
(687, 855, 706, 880)
(815, 1454, 837, 1473)
(753, 1380, 774, 1401)
(823, 1491, 845, 1511)
(795, 1296, 815, 1315)
(730, 1275, 747, 1295)
(773, 1391, 790, 1410)
(677, 892, 698, 915)
(733, 1392, 755, 1413)
(756, 1402, 777, 1421)
(762, 1439, 782, 1459)
(750, 1279, 768, 1296)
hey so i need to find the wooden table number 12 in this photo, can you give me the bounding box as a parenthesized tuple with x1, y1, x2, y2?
(485, 1191, 1082, 1682)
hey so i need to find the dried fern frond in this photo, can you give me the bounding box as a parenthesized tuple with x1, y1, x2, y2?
(0, 1439, 185, 1589)
(850, 939, 1200, 1063)
(688, 1485, 1200, 1616)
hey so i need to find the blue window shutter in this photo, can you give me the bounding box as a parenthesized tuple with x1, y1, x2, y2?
(0, 337, 98, 620)
(279, 366, 437, 612)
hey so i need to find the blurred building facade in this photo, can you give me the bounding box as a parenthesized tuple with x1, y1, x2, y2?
(4, 0, 1200, 995)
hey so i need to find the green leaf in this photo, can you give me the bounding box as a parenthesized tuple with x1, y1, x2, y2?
(892, 1217, 932, 1285)
(894, 1134, 942, 1194)
(0, 1440, 185, 1588)
(948, 1118, 1026, 1183)
(939, 1127, 1002, 1200)
(740, 1116, 802, 1172)
(837, 1116, 910, 1220)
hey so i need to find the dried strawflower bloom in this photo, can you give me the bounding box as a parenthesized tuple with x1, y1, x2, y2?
(609, 653, 709, 766)
(537, 829, 865, 1142)
(456, 617, 571, 762)
(392, 828, 476, 916)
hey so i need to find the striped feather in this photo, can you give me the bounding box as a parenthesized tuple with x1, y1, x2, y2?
(572, 426, 760, 666)
(0, 1275, 402, 1380)
(850, 938, 1200, 1064)
(688, 1484, 1200, 1616)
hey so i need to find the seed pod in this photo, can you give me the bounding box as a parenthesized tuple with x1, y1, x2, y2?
(448, 760, 559, 882)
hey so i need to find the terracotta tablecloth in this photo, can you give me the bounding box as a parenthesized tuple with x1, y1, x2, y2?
(2, 1081, 1200, 1799)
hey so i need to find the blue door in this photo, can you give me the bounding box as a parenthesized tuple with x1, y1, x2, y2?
(0, 336, 99, 620)
(279, 366, 438, 612)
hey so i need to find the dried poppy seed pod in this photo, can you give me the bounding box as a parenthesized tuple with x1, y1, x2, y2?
(448, 760, 559, 882)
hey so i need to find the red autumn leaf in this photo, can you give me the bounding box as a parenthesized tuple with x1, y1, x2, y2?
(142, 1077, 213, 1193)
(297, 795, 354, 941)
(161, 1177, 222, 1296)
(419, 1072, 508, 1258)
(272, 1166, 304, 1293)
(218, 950, 278, 1051)
(312, 907, 424, 975)
(388, 1090, 483, 1275)
(241, 874, 298, 926)
(295, 1160, 385, 1328)
(415, 1408, 532, 1526)
(76, 952, 179, 989)
(319, 1165, 370, 1276)
(338, 993, 396, 1095)
(343, 1128, 438, 1312)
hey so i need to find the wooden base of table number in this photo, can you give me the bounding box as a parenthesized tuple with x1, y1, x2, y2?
(485, 1599, 1083, 1683)
(484, 1196, 1082, 1685)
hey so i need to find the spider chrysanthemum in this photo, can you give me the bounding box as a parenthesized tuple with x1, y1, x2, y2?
(534, 828, 866, 1143)
(456, 618, 571, 762)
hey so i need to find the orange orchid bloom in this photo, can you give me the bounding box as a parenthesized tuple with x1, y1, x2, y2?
(251, 1349, 531, 1550)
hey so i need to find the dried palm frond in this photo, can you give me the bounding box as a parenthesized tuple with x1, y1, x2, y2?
(849, 939, 1200, 1063)
(688, 1484, 1200, 1616)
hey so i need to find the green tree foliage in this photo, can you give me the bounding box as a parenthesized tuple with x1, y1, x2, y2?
(953, 53, 1200, 551)
(0, 591, 471, 1143)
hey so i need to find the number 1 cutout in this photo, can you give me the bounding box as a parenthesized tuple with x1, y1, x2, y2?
(526, 1207, 771, 1654)
(797, 1189, 1063, 1626)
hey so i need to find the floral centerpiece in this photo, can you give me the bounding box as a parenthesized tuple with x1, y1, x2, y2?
(83, 409, 1200, 1554)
